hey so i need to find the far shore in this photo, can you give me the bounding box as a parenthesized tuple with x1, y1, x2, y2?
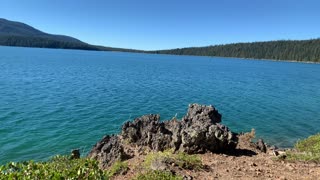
(1, 45, 319, 64)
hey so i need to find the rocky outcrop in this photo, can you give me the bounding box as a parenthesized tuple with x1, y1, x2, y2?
(88, 104, 238, 167)
(255, 139, 267, 153)
(88, 135, 130, 168)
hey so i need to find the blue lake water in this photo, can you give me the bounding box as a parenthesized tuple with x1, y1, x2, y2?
(0, 46, 320, 164)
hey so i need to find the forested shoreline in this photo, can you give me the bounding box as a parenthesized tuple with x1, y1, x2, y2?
(151, 39, 320, 62)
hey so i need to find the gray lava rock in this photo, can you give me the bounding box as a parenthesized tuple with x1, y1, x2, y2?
(178, 105, 236, 153)
(256, 139, 267, 153)
(87, 135, 130, 168)
(121, 114, 173, 151)
(88, 103, 238, 167)
(182, 104, 221, 125)
(149, 157, 172, 171)
(71, 149, 80, 159)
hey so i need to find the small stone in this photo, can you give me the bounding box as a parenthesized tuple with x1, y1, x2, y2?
(183, 175, 193, 180)
(250, 162, 257, 166)
(279, 176, 287, 180)
(309, 169, 314, 173)
(71, 149, 80, 159)
(150, 158, 169, 171)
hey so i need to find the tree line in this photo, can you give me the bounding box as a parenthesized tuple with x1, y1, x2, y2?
(151, 39, 320, 62)
(0, 36, 100, 50)
(0, 35, 144, 52)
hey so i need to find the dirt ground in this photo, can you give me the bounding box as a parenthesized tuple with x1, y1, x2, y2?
(112, 134, 320, 180)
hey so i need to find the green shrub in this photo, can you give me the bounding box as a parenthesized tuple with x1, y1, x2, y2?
(0, 155, 109, 179)
(295, 133, 320, 153)
(107, 160, 128, 176)
(143, 149, 203, 170)
(134, 170, 183, 180)
(176, 152, 203, 170)
(286, 133, 320, 163)
(286, 151, 320, 163)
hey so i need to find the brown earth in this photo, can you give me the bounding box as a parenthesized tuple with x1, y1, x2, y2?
(88, 104, 320, 180)
(112, 133, 320, 180)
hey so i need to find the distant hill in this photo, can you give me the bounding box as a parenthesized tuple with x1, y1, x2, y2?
(151, 39, 320, 62)
(1, 18, 319, 62)
(0, 18, 141, 52)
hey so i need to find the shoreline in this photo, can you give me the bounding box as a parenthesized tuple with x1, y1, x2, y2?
(1, 104, 320, 179)
(1, 45, 319, 64)
(150, 52, 320, 64)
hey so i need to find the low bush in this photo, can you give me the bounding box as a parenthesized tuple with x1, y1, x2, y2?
(0, 155, 109, 179)
(286, 133, 320, 163)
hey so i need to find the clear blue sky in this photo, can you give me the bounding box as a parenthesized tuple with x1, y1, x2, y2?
(1, 0, 319, 50)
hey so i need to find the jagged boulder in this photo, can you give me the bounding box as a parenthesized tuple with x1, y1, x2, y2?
(88, 104, 238, 167)
(121, 114, 174, 151)
(178, 104, 235, 153)
(87, 135, 130, 168)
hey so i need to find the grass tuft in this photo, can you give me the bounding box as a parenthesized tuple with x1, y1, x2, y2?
(107, 160, 128, 176)
(175, 151, 203, 170)
(143, 149, 203, 170)
(134, 170, 183, 180)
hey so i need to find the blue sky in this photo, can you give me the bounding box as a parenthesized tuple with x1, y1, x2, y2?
(1, 0, 319, 50)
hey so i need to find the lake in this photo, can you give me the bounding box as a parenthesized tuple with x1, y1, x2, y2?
(0, 46, 319, 164)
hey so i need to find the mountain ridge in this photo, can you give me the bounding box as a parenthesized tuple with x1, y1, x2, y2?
(0, 18, 84, 43)
(1, 18, 319, 62)
(0, 18, 141, 52)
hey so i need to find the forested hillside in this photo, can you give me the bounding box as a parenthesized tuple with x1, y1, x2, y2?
(0, 35, 100, 50)
(0, 18, 142, 52)
(152, 39, 320, 62)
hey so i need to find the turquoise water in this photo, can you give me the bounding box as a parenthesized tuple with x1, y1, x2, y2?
(0, 46, 319, 164)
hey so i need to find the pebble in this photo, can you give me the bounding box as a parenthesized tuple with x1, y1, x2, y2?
(250, 162, 258, 166)
(309, 169, 314, 173)
(279, 176, 287, 180)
